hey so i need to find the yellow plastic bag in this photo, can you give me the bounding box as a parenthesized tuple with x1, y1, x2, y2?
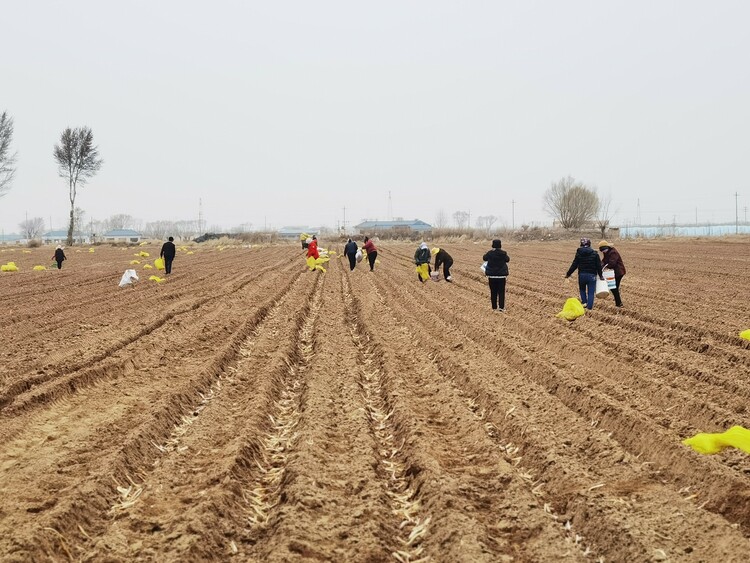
(1, 262, 19, 272)
(306, 256, 327, 272)
(416, 263, 430, 281)
(139, 251, 150, 257)
(130, 260, 141, 265)
(154, 258, 165, 270)
(149, 275, 166, 283)
(143, 264, 153, 269)
(740, 330, 750, 341)
(33, 265, 47, 271)
(556, 298, 586, 321)
(89, 248, 95, 253)
(683, 426, 750, 455)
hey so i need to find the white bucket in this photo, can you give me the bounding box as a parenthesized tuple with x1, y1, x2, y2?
(595, 277, 610, 298)
(603, 269, 616, 290)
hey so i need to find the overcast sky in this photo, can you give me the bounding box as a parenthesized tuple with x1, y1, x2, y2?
(1, 0, 749, 234)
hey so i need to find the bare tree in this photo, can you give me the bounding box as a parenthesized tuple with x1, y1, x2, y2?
(543, 176, 599, 230)
(19, 217, 45, 240)
(54, 127, 103, 245)
(475, 215, 498, 235)
(104, 213, 134, 231)
(144, 220, 174, 239)
(0, 111, 17, 198)
(73, 207, 86, 233)
(434, 209, 448, 229)
(595, 192, 616, 236)
(453, 211, 470, 230)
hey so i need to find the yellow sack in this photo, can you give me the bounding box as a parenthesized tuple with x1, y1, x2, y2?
(149, 275, 166, 283)
(416, 263, 430, 281)
(306, 256, 327, 272)
(556, 298, 586, 321)
(1, 262, 18, 272)
(33, 265, 47, 271)
(740, 330, 750, 341)
(683, 426, 750, 455)
(154, 258, 165, 270)
(139, 251, 150, 257)
(130, 260, 141, 265)
(89, 248, 95, 253)
(186, 251, 194, 255)
(143, 264, 153, 269)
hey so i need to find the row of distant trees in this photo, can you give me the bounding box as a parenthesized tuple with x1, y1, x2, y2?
(1, 110, 103, 246)
(434, 177, 614, 235)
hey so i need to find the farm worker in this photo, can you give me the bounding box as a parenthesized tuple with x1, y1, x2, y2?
(300, 233, 310, 250)
(598, 240, 626, 308)
(483, 239, 510, 311)
(565, 238, 604, 310)
(363, 236, 378, 271)
(414, 242, 431, 282)
(307, 236, 319, 260)
(160, 236, 177, 275)
(53, 245, 66, 270)
(432, 247, 453, 282)
(344, 238, 358, 271)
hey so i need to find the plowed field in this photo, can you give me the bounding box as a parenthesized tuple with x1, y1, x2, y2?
(1, 239, 750, 562)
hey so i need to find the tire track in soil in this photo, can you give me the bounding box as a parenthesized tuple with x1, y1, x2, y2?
(0, 256, 296, 416)
(0, 268, 303, 561)
(340, 269, 430, 563)
(349, 269, 582, 562)
(374, 260, 744, 556)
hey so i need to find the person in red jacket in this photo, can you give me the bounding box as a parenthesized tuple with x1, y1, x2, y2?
(598, 240, 626, 307)
(307, 236, 319, 260)
(362, 236, 377, 271)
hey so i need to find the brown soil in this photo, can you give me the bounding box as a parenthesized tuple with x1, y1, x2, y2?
(1, 239, 749, 562)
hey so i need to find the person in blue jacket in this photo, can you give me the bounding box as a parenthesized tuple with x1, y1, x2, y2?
(343, 238, 358, 271)
(565, 238, 604, 310)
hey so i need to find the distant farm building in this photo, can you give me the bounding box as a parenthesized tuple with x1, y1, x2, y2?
(354, 219, 432, 235)
(42, 230, 92, 245)
(102, 229, 142, 243)
(278, 226, 319, 239)
(0, 233, 23, 245)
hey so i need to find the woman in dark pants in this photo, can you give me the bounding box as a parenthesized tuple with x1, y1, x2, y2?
(598, 240, 626, 307)
(565, 238, 604, 310)
(363, 237, 377, 271)
(343, 238, 358, 271)
(53, 245, 66, 269)
(432, 247, 453, 281)
(483, 239, 510, 311)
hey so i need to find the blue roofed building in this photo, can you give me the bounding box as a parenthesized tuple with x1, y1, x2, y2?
(42, 230, 92, 244)
(354, 219, 432, 235)
(102, 229, 142, 243)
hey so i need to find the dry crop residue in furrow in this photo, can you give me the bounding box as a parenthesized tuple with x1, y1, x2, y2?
(243, 275, 324, 529)
(0, 256, 296, 417)
(385, 251, 750, 533)
(341, 271, 429, 563)
(0, 270, 303, 560)
(369, 253, 750, 560)
(357, 269, 583, 561)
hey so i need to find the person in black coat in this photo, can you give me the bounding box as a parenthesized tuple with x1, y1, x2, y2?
(431, 247, 453, 281)
(483, 239, 510, 311)
(565, 238, 604, 310)
(343, 238, 358, 271)
(160, 236, 177, 274)
(53, 246, 66, 270)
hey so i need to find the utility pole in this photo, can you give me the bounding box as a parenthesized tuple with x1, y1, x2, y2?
(637, 198, 641, 226)
(342, 206, 346, 233)
(388, 191, 393, 221)
(735, 192, 740, 234)
(198, 198, 204, 235)
(744, 205, 748, 223)
(511, 200, 516, 229)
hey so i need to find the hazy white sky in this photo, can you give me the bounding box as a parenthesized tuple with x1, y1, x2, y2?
(1, 0, 749, 233)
